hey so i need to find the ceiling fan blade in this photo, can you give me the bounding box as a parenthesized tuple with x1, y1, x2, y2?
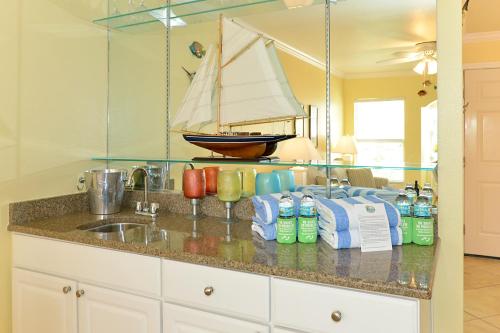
(392, 51, 424, 59)
(377, 57, 420, 65)
(415, 41, 437, 52)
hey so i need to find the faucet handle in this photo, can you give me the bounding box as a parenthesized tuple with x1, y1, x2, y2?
(151, 203, 160, 214)
(135, 201, 142, 212)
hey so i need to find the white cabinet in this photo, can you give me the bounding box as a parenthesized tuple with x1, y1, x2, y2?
(12, 268, 161, 333)
(12, 268, 77, 333)
(163, 259, 270, 322)
(272, 278, 419, 333)
(163, 302, 269, 333)
(78, 284, 161, 333)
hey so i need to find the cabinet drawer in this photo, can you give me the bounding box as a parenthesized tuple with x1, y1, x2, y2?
(163, 260, 270, 322)
(12, 234, 161, 298)
(164, 302, 269, 333)
(272, 278, 419, 333)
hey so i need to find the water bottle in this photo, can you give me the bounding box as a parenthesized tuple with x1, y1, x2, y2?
(276, 192, 297, 244)
(404, 184, 417, 205)
(298, 191, 318, 244)
(421, 183, 434, 206)
(412, 195, 434, 246)
(395, 190, 413, 244)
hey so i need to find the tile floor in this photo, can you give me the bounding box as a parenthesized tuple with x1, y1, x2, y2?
(464, 256, 500, 333)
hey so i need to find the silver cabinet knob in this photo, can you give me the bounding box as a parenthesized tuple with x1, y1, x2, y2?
(204, 286, 214, 296)
(76, 289, 85, 298)
(62, 286, 72, 294)
(331, 310, 342, 322)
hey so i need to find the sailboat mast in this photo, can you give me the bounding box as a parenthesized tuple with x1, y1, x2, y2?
(216, 14, 223, 134)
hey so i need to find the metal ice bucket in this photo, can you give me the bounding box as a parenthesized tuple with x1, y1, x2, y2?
(79, 169, 128, 215)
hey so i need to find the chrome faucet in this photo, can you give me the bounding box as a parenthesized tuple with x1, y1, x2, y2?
(127, 167, 159, 218)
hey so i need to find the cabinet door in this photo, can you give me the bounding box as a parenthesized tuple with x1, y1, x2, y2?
(12, 268, 77, 333)
(164, 302, 269, 333)
(78, 283, 161, 333)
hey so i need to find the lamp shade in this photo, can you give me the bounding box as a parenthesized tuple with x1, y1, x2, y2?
(276, 137, 322, 161)
(332, 135, 358, 154)
(413, 58, 438, 75)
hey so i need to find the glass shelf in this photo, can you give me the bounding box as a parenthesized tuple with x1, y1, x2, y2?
(92, 156, 437, 171)
(94, 0, 325, 29)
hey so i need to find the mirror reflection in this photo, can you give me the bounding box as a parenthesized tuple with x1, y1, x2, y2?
(105, 0, 437, 191)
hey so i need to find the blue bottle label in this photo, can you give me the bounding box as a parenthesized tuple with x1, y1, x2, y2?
(299, 202, 316, 217)
(396, 203, 411, 216)
(279, 202, 294, 217)
(414, 204, 431, 218)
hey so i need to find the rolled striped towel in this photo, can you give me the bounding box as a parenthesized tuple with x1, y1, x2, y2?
(319, 226, 403, 249)
(251, 192, 304, 224)
(295, 185, 349, 199)
(343, 186, 399, 204)
(316, 195, 401, 232)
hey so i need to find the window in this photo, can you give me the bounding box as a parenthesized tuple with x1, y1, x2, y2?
(421, 100, 438, 165)
(354, 99, 405, 182)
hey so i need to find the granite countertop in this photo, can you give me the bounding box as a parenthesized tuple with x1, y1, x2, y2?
(8, 192, 438, 300)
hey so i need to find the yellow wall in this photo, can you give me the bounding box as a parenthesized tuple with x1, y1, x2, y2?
(0, 1, 108, 332)
(343, 74, 437, 183)
(463, 40, 500, 64)
(433, 0, 464, 331)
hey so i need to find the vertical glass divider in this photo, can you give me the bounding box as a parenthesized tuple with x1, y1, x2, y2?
(165, 0, 172, 189)
(325, 0, 332, 198)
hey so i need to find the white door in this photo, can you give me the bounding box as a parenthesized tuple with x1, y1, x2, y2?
(78, 283, 161, 333)
(163, 302, 269, 333)
(465, 68, 500, 257)
(12, 268, 77, 333)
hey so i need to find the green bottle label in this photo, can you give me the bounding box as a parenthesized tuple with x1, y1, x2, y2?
(277, 217, 297, 244)
(298, 216, 318, 243)
(401, 216, 413, 244)
(412, 217, 434, 246)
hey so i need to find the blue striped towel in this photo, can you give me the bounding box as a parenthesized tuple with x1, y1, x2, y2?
(295, 185, 349, 199)
(316, 195, 401, 232)
(319, 226, 403, 249)
(343, 186, 399, 203)
(251, 192, 304, 224)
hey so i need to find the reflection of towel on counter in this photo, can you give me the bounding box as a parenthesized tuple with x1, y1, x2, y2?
(251, 221, 277, 241)
(316, 195, 401, 232)
(252, 192, 304, 224)
(319, 227, 402, 249)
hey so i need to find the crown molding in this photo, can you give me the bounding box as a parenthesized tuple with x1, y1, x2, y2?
(234, 18, 345, 78)
(463, 62, 500, 70)
(463, 31, 500, 44)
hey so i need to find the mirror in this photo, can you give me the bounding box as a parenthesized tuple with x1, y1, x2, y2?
(105, 0, 437, 190)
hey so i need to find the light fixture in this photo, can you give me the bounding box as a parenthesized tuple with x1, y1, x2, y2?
(277, 137, 322, 161)
(149, 8, 187, 27)
(276, 137, 322, 186)
(282, 0, 314, 9)
(413, 58, 438, 75)
(332, 135, 358, 162)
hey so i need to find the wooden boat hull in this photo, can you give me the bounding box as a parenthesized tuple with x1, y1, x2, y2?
(183, 134, 295, 159)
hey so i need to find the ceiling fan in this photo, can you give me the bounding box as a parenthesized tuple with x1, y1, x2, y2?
(378, 41, 437, 75)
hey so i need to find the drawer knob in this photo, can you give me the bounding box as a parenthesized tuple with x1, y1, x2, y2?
(76, 289, 85, 298)
(204, 286, 214, 296)
(62, 286, 72, 294)
(331, 310, 342, 322)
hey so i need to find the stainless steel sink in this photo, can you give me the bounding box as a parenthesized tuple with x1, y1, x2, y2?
(86, 223, 145, 233)
(77, 221, 166, 244)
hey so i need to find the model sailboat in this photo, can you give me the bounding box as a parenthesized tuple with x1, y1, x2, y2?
(172, 16, 306, 159)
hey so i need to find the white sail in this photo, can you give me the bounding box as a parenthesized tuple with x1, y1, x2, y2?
(172, 45, 217, 128)
(173, 17, 305, 129)
(219, 18, 306, 125)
